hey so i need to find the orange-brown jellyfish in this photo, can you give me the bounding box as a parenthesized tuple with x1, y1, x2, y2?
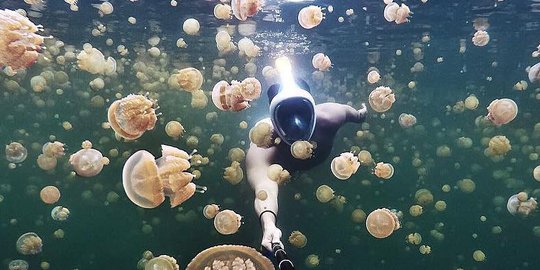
(211, 80, 250, 112)
(398, 113, 417, 128)
(507, 192, 537, 217)
(366, 208, 401, 238)
(368, 86, 396, 112)
(485, 98, 518, 126)
(213, 209, 242, 235)
(331, 152, 360, 180)
(40, 186, 60, 204)
(186, 245, 274, 270)
(0, 9, 45, 71)
(472, 30, 490, 47)
(374, 162, 394, 179)
(108, 94, 158, 140)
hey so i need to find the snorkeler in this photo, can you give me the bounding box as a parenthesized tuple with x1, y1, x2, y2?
(246, 57, 368, 269)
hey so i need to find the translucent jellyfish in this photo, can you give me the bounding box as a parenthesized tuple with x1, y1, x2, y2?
(37, 154, 58, 171)
(528, 62, 540, 83)
(288, 230, 307, 248)
(123, 145, 204, 208)
(165, 121, 184, 140)
(298, 6, 324, 29)
(374, 162, 394, 179)
(366, 208, 401, 238)
(8, 260, 29, 270)
(486, 98, 518, 126)
(398, 113, 417, 128)
(92, 1, 113, 16)
(312, 53, 332, 71)
(415, 189, 433, 206)
(51, 206, 70, 221)
(486, 135, 511, 156)
(5, 142, 27, 163)
(185, 245, 274, 270)
(228, 148, 245, 162)
(145, 255, 179, 270)
(331, 152, 360, 180)
(203, 204, 220, 219)
(211, 81, 250, 112)
(239, 77, 262, 100)
(369, 86, 396, 112)
(290, 140, 315, 160)
(223, 161, 244, 185)
(213, 209, 242, 235)
(384, 3, 411, 24)
(409, 205, 423, 217)
(357, 150, 374, 165)
(406, 233, 422, 245)
(77, 44, 116, 75)
(69, 140, 109, 177)
(316, 184, 335, 203)
(534, 165, 540, 181)
(384, 3, 400, 22)
(473, 250, 486, 262)
(108, 94, 158, 140)
(472, 30, 490, 46)
(42, 141, 65, 158)
(40, 186, 60, 204)
(214, 4, 232, 20)
(0, 9, 44, 71)
(231, 0, 262, 21)
(175, 67, 204, 93)
(16, 232, 42, 255)
(367, 69, 381, 84)
(305, 254, 320, 268)
(464, 95, 479, 110)
(183, 18, 200, 35)
(248, 120, 274, 148)
(507, 192, 538, 217)
(267, 164, 291, 185)
(351, 209, 367, 223)
(191, 89, 208, 109)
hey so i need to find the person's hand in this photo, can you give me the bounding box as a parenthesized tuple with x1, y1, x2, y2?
(261, 223, 283, 252)
(359, 103, 368, 116)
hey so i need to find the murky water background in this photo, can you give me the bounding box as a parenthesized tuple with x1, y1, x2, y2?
(1, 0, 539, 269)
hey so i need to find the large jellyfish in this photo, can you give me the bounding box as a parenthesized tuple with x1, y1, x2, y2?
(331, 152, 360, 180)
(366, 208, 401, 238)
(485, 98, 517, 126)
(369, 86, 396, 112)
(107, 94, 158, 140)
(16, 232, 42, 255)
(185, 245, 274, 270)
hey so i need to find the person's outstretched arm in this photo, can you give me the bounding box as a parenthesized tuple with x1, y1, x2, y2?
(246, 142, 284, 251)
(316, 102, 368, 127)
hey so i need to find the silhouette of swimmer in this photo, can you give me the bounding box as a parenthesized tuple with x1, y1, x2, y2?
(246, 57, 368, 256)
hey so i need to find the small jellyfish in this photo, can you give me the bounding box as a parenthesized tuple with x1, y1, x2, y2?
(398, 113, 417, 128)
(267, 164, 291, 184)
(5, 142, 27, 163)
(367, 69, 381, 84)
(69, 140, 109, 177)
(406, 233, 422, 245)
(16, 232, 42, 255)
(331, 152, 360, 180)
(298, 5, 324, 29)
(40, 186, 60, 204)
(374, 162, 394, 179)
(528, 62, 540, 83)
(214, 209, 242, 235)
(42, 141, 65, 158)
(315, 184, 335, 203)
(223, 161, 244, 185)
(305, 254, 320, 268)
(464, 95, 479, 110)
(231, 0, 261, 21)
(534, 165, 540, 181)
(368, 86, 396, 112)
(8, 259, 29, 270)
(92, 1, 113, 16)
(312, 53, 332, 71)
(175, 67, 204, 93)
(183, 18, 200, 35)
(507, 192, 537, 217)
(214, 4, 232, 20)
(415, 189, 433, 206)
(165, 121, 184, 140)
(357, 150, 374, 165)
(249, 120, 274, 148)
(228, 148, 246, 162)
(288, 230, 307, 248)
(51, 206, 70, 221)
(290, 140, 315, 160)
(486, 135, 511, 156)
(473, 250, 486, 262)
(108, 94, 158, 140)
(485, 98, 517, 126)
(384, 3, 411, 24)
(472, 30, 490, 47)
(366, 208, 401, 238)
(145, 255, 179, 270)
(239, 77, 262, 100)
(351, 209, 367, 223)
(203, 204, 220, 219)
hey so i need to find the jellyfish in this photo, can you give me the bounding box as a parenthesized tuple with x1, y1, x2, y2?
(357, 150, 374, 165)
(288, 231, 307, 248)
(409, 205, 423, 217)
(77, 44, 116, 75)
(298, 5, 324, 29)
(464, 95, 479, 110)
(374, 162, 394, 179)
(175, 67, 204, 93)
(366, 208, 401, 238)
(305, 254, 320, 268)
(8, 260, 29, 270)
(5, 142, 27, 163)
(40, 186, 60, 204)
(145, 255, 179, 270)
(249, 120, 274, 148)
(312, 53, 332, 71)
(472, 30, 489, 46)
(211, 80, 250, 112)
(223, 161, 244, 185)
(183, 18, 200, 35)
(51, 206, 70, 221)
(16, 232, 42, 255)
(0, 9, 45, 71)
(92, 1, 113, 16)
(214, 4, 232, 20)
(213, 209, 242, 235)
(534, 165, 540, 181)
(486, 135, 511, 156)
(239, 77, 262, 100)
(185, 245, 274, 270)
(384, 3, 411, 24)
(368, 86, 396, 112)
(316, 184, 335, 203)
(486, 98, 519, 126)
(107, 94, 158, 140)
(231, 0, 262, 21)
(228, 148, 246, 162)
(37, 154, 58, 171)
(384, 3, 399, 22)
(528, 62, 540, 83)
(331, 152, 360, 180)
(42, 141, 65, 158)
(203, 204, 220, 219)
(473, 250, 486, 262)
(507, 192, 538, 217)
(267, 164, 291, 185)
(165, 121, 184, 140)
(290, 140, 315, 160)
(398, 113, 417, 128)
(367, 69, 381, 84)
(69, 140, 109, 177)
(415, 189, 434, 205)
(191, 89, 208, 109)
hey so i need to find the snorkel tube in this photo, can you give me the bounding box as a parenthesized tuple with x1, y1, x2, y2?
(272, 242, 295, 270)
(270, 56, 316, 145)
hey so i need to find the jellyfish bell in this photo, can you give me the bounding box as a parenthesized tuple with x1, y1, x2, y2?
(298, 5, 324, 29)
(213, 209, 242, 235)
(239, 77, 261, 100)
(367, 69, 381, 84)
(175, 67, 204, 93)
(383, 3, 399, 22)
(203, 204, 220, 219)
(331, 152, 360, 180)
(107, 94, 158, 140)
(374, 162, 394, 179)
(211, 80, 250, 112)
(485, 98, 518, 126)
(290, 140, 315, 160)
(288, 230, 307, 248)
(186, 245, 274, 270)
(366, 208, 401, 238)
(312, 53, 332, 71)
(5, 142, 27, 163)
(122, 150, 165, 209)
(231, 0, 261, 21)
(398, 113, 417, 128)
(369, 86, 396, 112)
(8, 260, 29, 270)
(528, 62, 540, 83)
(69, 143, 108, 177)
(316, 184, 335, 203)
(40, 186, 60, 204)
(507, 193, 537, 217)
(16, 232, 42, 255)
(145, 255, 179, 270)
